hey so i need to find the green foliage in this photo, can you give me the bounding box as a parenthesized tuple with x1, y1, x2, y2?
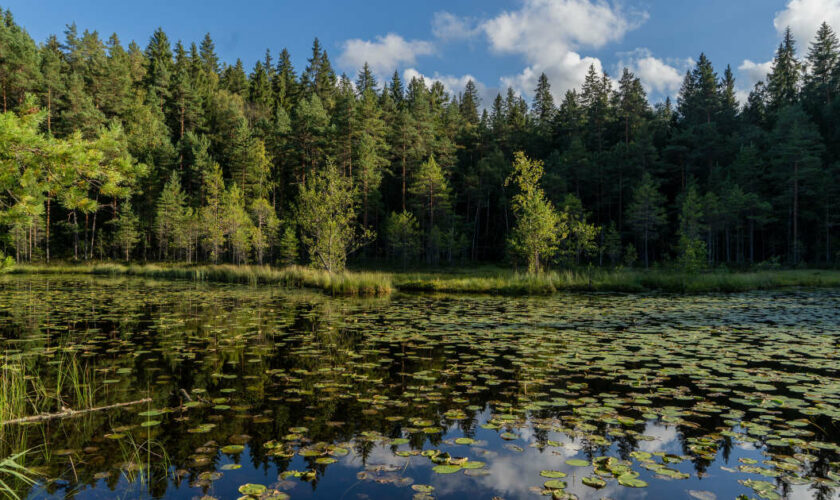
(384, 210, 420, 268)
(110, 201, 140, 261)
(296, 162, 372, 273)
(277, 224, 299, 267)
(506, 152, 560, 273)
(0, 12, 839, 269)
(627, 173, 667, 268)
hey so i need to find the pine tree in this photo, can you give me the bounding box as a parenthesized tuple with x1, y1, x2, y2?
(199, 33, 219, 76)
(39, 35, 64, 133)
(676, 182, 707, 272)
(144, 27, 174, 110)
(155, 171, 186, 259)
(356, 62, 377, 95)
(532, 73, 555, 126)
(355, 88, 389, 226)
(250, 197, 279, 264)
(770, 104, 824, 264)
(111, 201, 140, 261)
(221, 59, 248, 96)
(223, 184, 253, 264)
(277, 224, 299, 266)
(273, 48, 297, 111)
(201, 164, 226, 262)
(804, 22, 839, 108)
(292, 93, 330, 182)
(627, 173, 667, 268)
(768, 27, 801, 110)
(0, 10, 40, 112)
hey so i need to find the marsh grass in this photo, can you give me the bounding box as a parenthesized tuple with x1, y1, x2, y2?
(393, 268, 840, 294)
(0, 451, 37, 500)
(9, 263, 840, 295)
(1, 351, 99, 424)
(12, 263, 393, 297)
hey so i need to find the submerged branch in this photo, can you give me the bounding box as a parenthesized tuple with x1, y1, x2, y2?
(0, 398, 152, 426)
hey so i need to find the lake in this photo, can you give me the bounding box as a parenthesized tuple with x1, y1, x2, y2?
(1, 275, 839, 500)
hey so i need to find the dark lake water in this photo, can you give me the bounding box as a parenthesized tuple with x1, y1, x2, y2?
(1, 275, 840, 500)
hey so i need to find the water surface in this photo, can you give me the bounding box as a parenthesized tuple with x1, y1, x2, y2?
(1, 275, 839, 500)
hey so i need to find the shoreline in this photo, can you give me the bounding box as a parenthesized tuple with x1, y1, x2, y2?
(6, 263, 840, 297)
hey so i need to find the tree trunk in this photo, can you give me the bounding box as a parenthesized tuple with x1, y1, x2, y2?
(401, 145, 407, 212)
(47, 88, 52, 133)
(46, 197, 51, 263)
(793, 161, 799, 264)
(90, 195, 100, 261)
(363, 180, 369, 228)
(72, 211, 79, 261)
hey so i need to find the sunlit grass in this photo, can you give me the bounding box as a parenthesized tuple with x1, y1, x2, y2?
(11, 263, 393, 297)
(10, 263, 840, 295)
(393, 268, 840, 294)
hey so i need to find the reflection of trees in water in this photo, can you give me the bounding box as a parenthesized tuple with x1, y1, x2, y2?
(2, 277, 840, 499)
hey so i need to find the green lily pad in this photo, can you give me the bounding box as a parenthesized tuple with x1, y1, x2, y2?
(432, 464, 462, 474)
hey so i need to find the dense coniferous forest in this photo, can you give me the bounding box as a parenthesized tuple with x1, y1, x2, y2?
(2, 8, 840, 271)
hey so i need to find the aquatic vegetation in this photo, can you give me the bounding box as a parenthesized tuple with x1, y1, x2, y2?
(1, 275, 840, 499)
(0, 452, 36, 500)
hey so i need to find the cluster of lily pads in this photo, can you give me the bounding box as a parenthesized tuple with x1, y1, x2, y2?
(1, 276, 840, 499)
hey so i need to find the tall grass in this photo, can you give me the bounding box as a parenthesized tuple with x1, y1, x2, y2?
(0, 357, 29, 424)
(9, 263, 840, 295)
(1, 351, 98, 424)
(394, 268, 840, 294)
(0, 451, 36, 500)
(11, 263, 393, 297)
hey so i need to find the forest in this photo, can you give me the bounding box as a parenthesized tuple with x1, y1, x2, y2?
(1, 7, 840, 273)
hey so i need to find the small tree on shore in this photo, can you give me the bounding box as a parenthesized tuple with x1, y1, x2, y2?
(384, 210, 420, 269)
(111, 201, 140, 261)
(506, 152, 560, 274)
(296, 162, 373, 273)
(277, 224, 299, 266)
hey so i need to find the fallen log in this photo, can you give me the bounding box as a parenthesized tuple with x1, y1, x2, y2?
(0, 398, 152, 426)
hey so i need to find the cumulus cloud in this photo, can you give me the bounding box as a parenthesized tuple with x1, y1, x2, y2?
(773, 0, 840, 45)
(479, 0, 649, 99)
(617, 49, 690, 99)
(738, 59, 773, 89)
(339, 34, 435, 78)
(432, 11, 481, 41)
(403, 68, 497, 107)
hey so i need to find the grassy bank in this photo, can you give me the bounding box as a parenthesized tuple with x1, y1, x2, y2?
(10, 263, 393, 297)
(7, 263, 840, 295)
(393, 268, 840, 294)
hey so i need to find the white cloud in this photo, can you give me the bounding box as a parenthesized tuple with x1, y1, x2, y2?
(738, 59, 773, 89)
(432, 11, 481, 41)
(500, 52, 604, 99)
(773, 0, 840, 46)
(479, 0, 649, 99)
(618, 49, 689, 99)
(339, 34, 435, 78)
(403, 68, 496, 107)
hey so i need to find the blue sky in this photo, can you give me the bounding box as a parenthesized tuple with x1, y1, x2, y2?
(4, 0, 839, 104)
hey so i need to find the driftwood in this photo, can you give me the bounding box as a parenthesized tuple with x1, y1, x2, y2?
(0, 398, 152, 425)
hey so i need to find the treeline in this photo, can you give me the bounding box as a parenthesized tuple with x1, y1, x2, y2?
(1, 7, 839, 270)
